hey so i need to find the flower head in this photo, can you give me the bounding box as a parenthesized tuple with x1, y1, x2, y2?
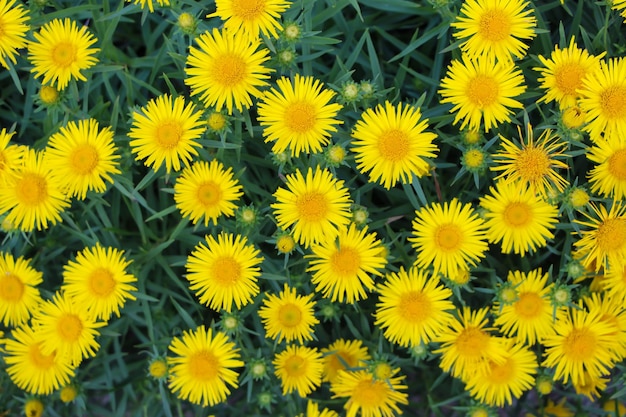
(0, 252, 43, 327)
(273, 345, 323, 396)
(0, 0, 29, 69)
(258, 284, 318, 344)
(0, 128, 23, 183)
(587, 134, 626, 200)
(321, 339, 370, 383)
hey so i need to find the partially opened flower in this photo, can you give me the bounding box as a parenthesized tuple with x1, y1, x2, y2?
(208, 0, 291, 40)
(0, 0, 29, 70)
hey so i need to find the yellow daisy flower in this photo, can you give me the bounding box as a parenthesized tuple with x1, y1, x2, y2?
(0, 148, 70, 232)
(582, 292, 626, 360)
(479, 180, 559, 256)
(208, 0, 291, 40)
(330, 369, 408, 417)
(4, 325, 75, 395)
(351, 101, 438, 189)
(306, 223, 387, 303)
(409, 198, 488, 278)
(572, 370, 608, 400)
(613, 0, 626, 22)
(174, 160, 243, 226)
(28, 18, 99, 90)
(434, 307, 508, 382)
(185, 28, 272, 114)
(257, 74, 343, 157)
(493, 269, 566, 345)
(0, 0, 29, 69)
(298, 400, 339, 417)
(587, 134, 626, 199)
(273, 344, 323, 396)
(579, 57, 626, 142)
(451, 0, 536, 60)
(375, 266, 455, 348)
(168, 325, 244, 407)
(439, 54, 526, 132)
(45, 119, 121, 200)
(542, 304, 621, 385)
(603, 263, 626, 302)
(0, 128, 23, 183)
(0, 252, 43, 327)
(573, 202, 626, 272)
(491, 125, 569, 197)
(61, 243, 137, 321)
(271, 166, 352, 249)
(464, 340, 537, 407)
(258, 283, 318, 344)
(321, 339, 371, 383)
(129, 0, 170, 12)
(128, 94, 206, 174)
(535, 37, 605, 109)
(185, 233, 263, 312)
(32, 292, 104, 366)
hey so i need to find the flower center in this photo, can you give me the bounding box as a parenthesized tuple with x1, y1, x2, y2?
(70, 144, 99, 175)
(330, 246, 361, 277)
(502, 202, 532, 228)
(296, 192, 329, 222)
(487, 357, 514, 383)
(515, 147, 550, 182)
(88, 267, 116, 297)
(608, 149, 626, 181)
(514, 292, 544, 319)
(596, 217, 626, 252)
(278, 303, 302, 327)
(434, 223, 463, 252)
(563, 327, 597, 360)
(155, 121, 182, 149)
(554, 63, 586, 96)
(456, 327, 489, 358)
(378, 129, 410, 162)
(0, 273, 24, 302)
(211, 256, 242, 286)
(29, 343, 54, 370)
(284, 102, 317, 134)
(600, 85, 626, 120)
(15, 173, 48, 206)
(197, 181, 222, 207)
(398, 291, 432, 323)
(213, 53, 246, 87)
(189, 350, 219, 380)
(284, 354, 306, 377)
(467, 75, 499, 107)
(57, 313, 83, 342)
(352, 379, 386, 407)
(232, 0, 266, 20)
(478, 8, 511, 42)
(52, 42, 77, 67)
(464, 149, 485, 168)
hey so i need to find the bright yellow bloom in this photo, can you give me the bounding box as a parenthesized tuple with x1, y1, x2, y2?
(258, 283, 318, 344)
(257, 74, 343, 157)
(321, 339, 370, 383)
(587, 134, 626, 199)
(28, 18, 99, 90)
(128, 94, 206, 174)
(351, 101, 438, 189)
(0, 252, 43, 327)
(273, 344, 323, 396)
(129, 0, 170, 12)
(168, 325, 244, 406)
(185, 28, 272, 114)
(298, 400, 339, 417)
(439, 54, 525, 132)
(452, 0, 536, 60)
(0, 0, 29, 69)
(208, 0, 291, 40)
(0, 128, 23, 183)
(613, 0, 626, 22)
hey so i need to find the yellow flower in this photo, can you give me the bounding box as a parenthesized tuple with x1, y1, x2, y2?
(4, 325, 75, 395)
(271, 166, 352, 249)
(321, 339, 370, 383)
(0, 128, 23, 183)
(298, 400, 339, 417)
(375, 266, 455, 348)
(273, 344, 323, 396)
(45, 119, 121, 200)
(185, 28, 272, 114)
(38, 85, 60, 106)
(258, 283, 318, 344)
(128, 94, 206, 174)
(59, 384, 78, 403)
(330, 369, 408, 417)
(409, 198, 488, 278)
(611, 0, 626, 22)
(185, 233, 263, 312)
(535, 37, 605, 109)
(28, 18, 99, 90)
(148, 358, 168, 379)
(0, 0, 29, 69)
(24, 398, 44, 417)
(61, 243, 137, 321)
(208, 0, 291, 40)
(582, 292, 626, 360)
(491, 125, 569, 197)
(0, 148, 70, 232)
(129, 0, 170, 12)
(167, 325, 244, 407)
(480, 180, 559, 256)
(351, 101, 438, 189)
(0, 252, 43, 327)
(276, 232, 297, 254)
(587, 134, 626, 199)
(451, 0, 536, 60)
(257, 74, 343, 157)
(306, 224, 387, 303)
(174, 160, 243, 226)
(561, 105, 586, 130)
